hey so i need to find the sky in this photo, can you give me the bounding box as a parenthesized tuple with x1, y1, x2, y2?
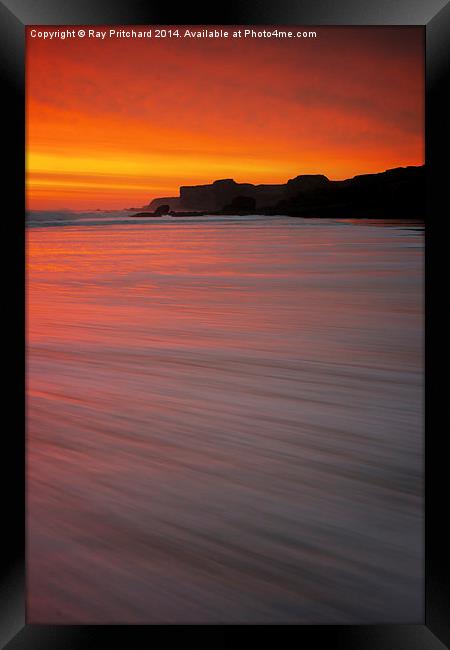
(26, 26, 424, 211)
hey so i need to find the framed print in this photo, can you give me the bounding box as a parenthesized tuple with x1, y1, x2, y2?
(1, 0, 449, 646)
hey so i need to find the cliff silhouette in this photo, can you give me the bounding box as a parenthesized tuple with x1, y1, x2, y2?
(139, 165, 424, 218)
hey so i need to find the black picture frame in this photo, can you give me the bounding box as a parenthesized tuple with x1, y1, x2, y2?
(1, 0, 449, 646)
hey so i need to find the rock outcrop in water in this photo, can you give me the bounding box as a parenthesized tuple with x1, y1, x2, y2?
(145, 196, 182, 212)
(132, 204, 171, 218)
(141, 165, 425, 218)
(153, 204, 171, 216)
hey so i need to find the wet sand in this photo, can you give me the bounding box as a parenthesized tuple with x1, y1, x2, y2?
(26, 217, 424, 623)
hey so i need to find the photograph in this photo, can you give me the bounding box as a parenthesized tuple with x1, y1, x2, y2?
(25, 24, 426, 625)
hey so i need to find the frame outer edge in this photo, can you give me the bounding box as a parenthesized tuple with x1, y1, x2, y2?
(0, 0, 26, 647)
(0, 0, 448, 645)
(425, 1, 450, 648)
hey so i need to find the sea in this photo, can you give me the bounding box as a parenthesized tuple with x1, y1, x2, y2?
(26, 212, 424, 623)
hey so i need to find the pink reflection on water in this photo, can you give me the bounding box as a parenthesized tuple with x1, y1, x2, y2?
(27, 218, 424, 623)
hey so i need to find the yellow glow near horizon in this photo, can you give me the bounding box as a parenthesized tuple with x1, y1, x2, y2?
(26, 26, 424, 210)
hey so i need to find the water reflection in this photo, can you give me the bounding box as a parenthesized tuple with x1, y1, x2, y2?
(27, 217, 424, 623)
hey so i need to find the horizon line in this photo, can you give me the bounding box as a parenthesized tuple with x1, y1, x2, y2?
(27, 163, 425, 213)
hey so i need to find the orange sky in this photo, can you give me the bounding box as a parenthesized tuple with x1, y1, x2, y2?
(26, 26, 424, 211)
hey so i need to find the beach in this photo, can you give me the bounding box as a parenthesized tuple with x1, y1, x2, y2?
(26, 216, 424, 623)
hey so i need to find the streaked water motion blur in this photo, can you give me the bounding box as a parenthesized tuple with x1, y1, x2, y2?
(27, 215, 424, 623)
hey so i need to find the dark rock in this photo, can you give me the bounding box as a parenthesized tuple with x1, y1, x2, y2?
(147, 196, 181, 211)
(130, 211, 161, 218)
(285, 174, 330, 198)
(142, 165, 425, 218)
(179, 179, 284, 211)
(274, 166, 425, 218)
(222, 195, 257, 212)
(153, 204, 170, 216)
